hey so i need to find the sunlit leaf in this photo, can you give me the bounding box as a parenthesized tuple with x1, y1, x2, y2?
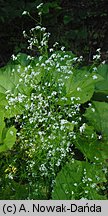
(52, 160, 107, 200)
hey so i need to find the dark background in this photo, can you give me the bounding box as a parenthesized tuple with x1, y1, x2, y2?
(0, 0, 108, 67)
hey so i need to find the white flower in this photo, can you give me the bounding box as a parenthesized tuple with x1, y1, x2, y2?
(102, 60, 105, 64)
(93, 54, 100, 60)
(92, 75, 98, 80)
(91, 108, 95, 112)
(41, 27, 46, 32)
(11, 54, 17, 61)
(22, 11, 29, 15)
(96, 48, 101, 52)
(10, 131, 14, 136)
(23, 30, 27, 37)
(77, 87, 81, 91)
(37, 3, 43, 9)
(88, 178, 92, 182)
(73, 57, 78, 61)
(74, 183, 77, 186)
(79, 123, 86, 133)
(61, 46, 65, 51)
(53, 42, 59, 47)
(60, 119, 68, 125)
(93, 67, 97, 71)
(91, 183, 96, 188)
(98, 135, 102, 140)
(49, 48, 53, 52)
(88, 103, 92, 107)
(35, 26, 41, 30)
(38, 12, 42, 16)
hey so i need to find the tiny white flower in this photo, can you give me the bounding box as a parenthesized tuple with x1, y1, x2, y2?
(49, 48, 53, 52)
(10, 131, 14, 136)
(12, 54, 17, 61)
(77, 87, 81, 91)
(91, 108, 95, 112)
(74, 183, 77, 186)
(22, 11, 29, 15)
(41, 27, 46, 32)
(102, 60, 105, 64)
(91, 183, 96, 188)
(88, 178, 92, 182)
(53, 42, 59, 47)
(93, 67, 97, 71)
(79, 123, 86, 133)
(61, 46, 65, 51)
(98, 135, 102, 140)
(92, 75, 98, 80)
(88, 103, 92, 107)
(38, 12, 42, 16)
(37, 3, 43, 9)
(93, 54, 100, 60)
(35, 26, 41, 30)
(96, 48, 101, 52)
(73, 57, 78, 61)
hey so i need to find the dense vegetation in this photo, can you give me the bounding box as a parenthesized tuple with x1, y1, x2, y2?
(0, 1, 108, 200)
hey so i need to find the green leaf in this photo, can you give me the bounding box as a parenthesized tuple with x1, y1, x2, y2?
(65, 69, 103, 104)
(74, 124, 108, 163)
(0, 64, 19, 94)
(52, 160, 107, 200)
(0, 126, 16, 153)
(82, 101, 108, 163)
(63, 15, 73, 25)
(84, 101, 108, 140)
(0, 110, 5, 143)
(15, 53, 30, 66)
(94, 64, 108, 100)
(0, 93, 7, 106)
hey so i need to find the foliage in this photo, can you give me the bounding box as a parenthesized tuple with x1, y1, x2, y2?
(0, 3, 108, 200)
(52, 160, 107, 200)
(0, 110, 16, 153)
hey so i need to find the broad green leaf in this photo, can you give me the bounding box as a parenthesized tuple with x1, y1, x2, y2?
(84, 101, 108, 140)
(65, 69, 103, 104)
(95, 64, 108, 94)
(0, 110, 5, 143)
(4, 104, 23, 118)
(94, 64, 108, 101)
(0, 93, 7, 106)
(52, 160, 107, 200)
(74, 125, 108, 163)
(0, 109, 16, 153)
(0, 126, 16, 153)
(0, 65, 20, 96)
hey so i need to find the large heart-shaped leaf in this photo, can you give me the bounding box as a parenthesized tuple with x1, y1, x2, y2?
(0, 110, 5, 143)
(74, 124, 108, 163)
(0, 111, 16, 153)
(65, 69, 103, 104)
(52, 160, 107, 200)
(95, 64, 108, 95)
(84, 101, 108, 140)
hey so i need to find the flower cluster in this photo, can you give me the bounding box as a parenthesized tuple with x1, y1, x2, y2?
(5, 45, 83, 193)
